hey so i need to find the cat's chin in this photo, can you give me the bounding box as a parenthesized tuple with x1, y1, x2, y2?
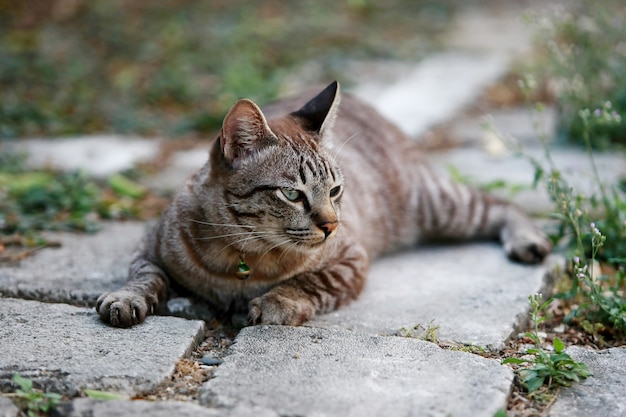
(281, 238, 329, 252)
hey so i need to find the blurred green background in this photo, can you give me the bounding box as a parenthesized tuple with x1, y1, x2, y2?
(0, 0, 455, 139)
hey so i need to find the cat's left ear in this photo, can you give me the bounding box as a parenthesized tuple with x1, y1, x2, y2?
(291, 81, 341, 137)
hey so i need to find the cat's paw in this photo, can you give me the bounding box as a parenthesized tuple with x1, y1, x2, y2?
(248, 291, 316, 326)
(96, 290, 158, 327)
(504, 228, 552, 264)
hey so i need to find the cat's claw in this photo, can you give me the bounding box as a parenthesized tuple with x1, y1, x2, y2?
(248, 292, 316, 326)
(96, 290, 158, 327)
(504, 229, 552, 264)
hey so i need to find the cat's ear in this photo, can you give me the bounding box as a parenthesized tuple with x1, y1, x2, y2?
(220, 98, 277, 168)
(291, 81, 341, 137)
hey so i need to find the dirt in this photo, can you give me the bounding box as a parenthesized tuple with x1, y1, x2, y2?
(137, 321, 238, 402)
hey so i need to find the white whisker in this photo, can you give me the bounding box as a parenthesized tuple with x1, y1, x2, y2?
(333, 131, 359, 160)
(259, 238, 293, 262)
(216, 234, 267, 255)
(187, 218, 257, 229)
(192, 230, 276, 241)
(278, 241, 300, 264)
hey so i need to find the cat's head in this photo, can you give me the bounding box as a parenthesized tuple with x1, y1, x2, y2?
(208, 81, 344, 252)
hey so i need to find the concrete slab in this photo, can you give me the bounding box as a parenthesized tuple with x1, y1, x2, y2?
(352, 53, 508, 138)
(143, 148, 208, 195)
(310, 244, 560, 349)
(201, 325, 513, 417)
(0, 222, 144, 306)
(548, 347, 626, 417)
(0, 298, 204, 396)
(56, 398, 279, 417)
(0, 397, 19, 417)
(449, 106, 558, 149)
(430, 146, 626, 215)
(10, 136, 161, 178)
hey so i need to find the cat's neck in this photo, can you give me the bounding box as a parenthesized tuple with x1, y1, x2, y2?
(183, 214, 326, 283)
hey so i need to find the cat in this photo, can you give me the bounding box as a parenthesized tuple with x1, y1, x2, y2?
(97, 81, 552, 327)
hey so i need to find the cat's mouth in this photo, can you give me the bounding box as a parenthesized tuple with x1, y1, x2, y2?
(280, 225, 338, 249)
(297, 231, 337, 247)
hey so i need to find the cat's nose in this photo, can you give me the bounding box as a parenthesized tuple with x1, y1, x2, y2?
(318, 221, 338, 238)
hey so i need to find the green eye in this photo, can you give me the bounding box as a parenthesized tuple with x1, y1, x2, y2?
(281, 187, 303, 201)
(329, 185, 342, 198)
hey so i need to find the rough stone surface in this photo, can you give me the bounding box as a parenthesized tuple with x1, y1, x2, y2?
(0, 397, 19, 417)
(310, 244, 561, 349)
(201, 325, 513, 417)
(548, 347, 626, 417)
(0, 222, 145, 306)
(57, 398, 279, 417)
(11, 135, 161, 178)
(430, 146, 626, 215)
(0, 298, 204, 396)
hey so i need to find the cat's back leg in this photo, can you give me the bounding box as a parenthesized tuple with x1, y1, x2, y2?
(411, 163, 552, 263)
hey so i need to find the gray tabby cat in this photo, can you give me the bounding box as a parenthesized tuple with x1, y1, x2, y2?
(97, 81, 551, 327)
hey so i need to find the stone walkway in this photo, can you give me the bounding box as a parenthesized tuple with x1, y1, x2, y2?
(2, 3, 626, 417)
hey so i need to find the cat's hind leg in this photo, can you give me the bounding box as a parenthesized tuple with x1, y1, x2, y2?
(415, 166, 552, 263)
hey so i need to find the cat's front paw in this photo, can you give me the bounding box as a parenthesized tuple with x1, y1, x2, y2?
(504, 228, 552, 264)
(96, 290, 158, 327)
(248, 290, 316, 326)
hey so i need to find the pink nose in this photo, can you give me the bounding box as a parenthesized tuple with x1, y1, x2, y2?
(318, 221, 338, 238)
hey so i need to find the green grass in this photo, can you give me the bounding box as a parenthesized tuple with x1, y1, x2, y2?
(6, 373, 126, 416)
(0, 0, 453, 138)
(484, 70, 626, 347)
(0, 147, 164, 256)
(487, 76, 626, 345)
(527, 0, 626, 148)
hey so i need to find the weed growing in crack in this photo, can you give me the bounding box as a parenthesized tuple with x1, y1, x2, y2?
(486, 74, 626, 344)
(8, 373, 62, 417)
(503, 294, 591, 393)
(536, 96, 626, 342)
(397, 320, 440, 343)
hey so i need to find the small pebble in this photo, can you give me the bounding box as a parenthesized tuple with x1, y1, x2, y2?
(199, 356, 222, 366)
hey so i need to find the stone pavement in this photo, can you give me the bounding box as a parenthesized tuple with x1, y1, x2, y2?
(2, 3, 626, 417)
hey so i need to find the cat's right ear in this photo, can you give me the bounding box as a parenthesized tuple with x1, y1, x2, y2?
(220, 99, 277, 169)
(291, 81, 341, 137)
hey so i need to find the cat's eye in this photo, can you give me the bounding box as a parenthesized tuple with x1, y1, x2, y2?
(281, 187, 303, 201)
(329, 185, 342, 198)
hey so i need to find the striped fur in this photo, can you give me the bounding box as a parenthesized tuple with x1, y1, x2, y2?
(97, 82, 551, 327)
